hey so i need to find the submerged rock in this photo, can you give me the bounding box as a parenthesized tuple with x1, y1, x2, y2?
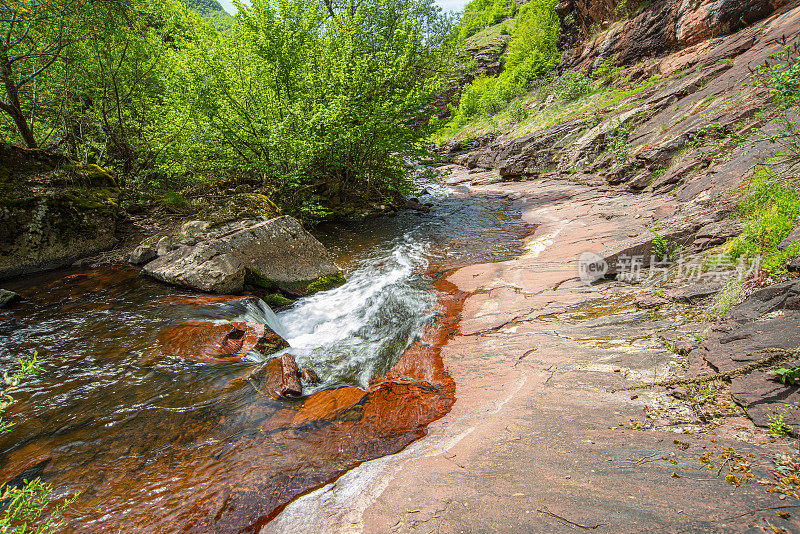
(301, 368, 320, 384)
(0, 143, 119, 280)
(154, 320, 288, 364)
(0, 289, 20, 308)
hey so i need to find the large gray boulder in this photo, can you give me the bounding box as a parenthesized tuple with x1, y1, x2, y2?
(141, 216, 343, 295)
(142, 243, 246, 294)
(214, 216, 343, 294)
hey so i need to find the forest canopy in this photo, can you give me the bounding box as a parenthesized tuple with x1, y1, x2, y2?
(0, 0, 455, 216)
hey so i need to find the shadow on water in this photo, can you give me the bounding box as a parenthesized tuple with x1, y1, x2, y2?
(0, 182, 534, 533)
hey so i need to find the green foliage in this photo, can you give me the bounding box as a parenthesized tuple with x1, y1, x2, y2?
(593, 55, 625, 85)
(458, 0, 516, 40)
(686, 384, 716, 406)
(180, 0, 226, 14)
(0, 479, 78, 534)
(726, 164, 800, 275)
(0, 0, 455, 218)
(650, 223, 680, 261)
(0, 353, 78, 534)
(775, 365, 800, 385)
(504, 0, 559, 76)
(768, 405, 794, 436)
(551, 70, 593, 102)
(608, 122, 631, 163)
(508, 100, 528, 124)
(161, 191, 189, 210)
(449, 0, 558, 124)
(750, 38, 800, 169)
(752, 40, 800, 109)
(167, 0, 454, 213)
(457, 75, 512, 119)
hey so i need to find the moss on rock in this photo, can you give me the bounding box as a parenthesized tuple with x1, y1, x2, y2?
(244, 268, 345, 295)
(306, 272, 346, 293)
(261, 293, 295, 308)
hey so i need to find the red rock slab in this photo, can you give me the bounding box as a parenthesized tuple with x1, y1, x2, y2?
(154, 320, 288, 364)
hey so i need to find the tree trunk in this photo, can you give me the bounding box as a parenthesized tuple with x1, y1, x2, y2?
(0, 48, 37, 149)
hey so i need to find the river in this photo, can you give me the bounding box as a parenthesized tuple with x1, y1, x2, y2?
(0, 180, 532, 533)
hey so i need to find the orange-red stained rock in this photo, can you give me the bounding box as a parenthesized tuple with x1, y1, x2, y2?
(248, 354, 304, 399)
(154, 320, 288, 364)
(301, 368, 320, 384)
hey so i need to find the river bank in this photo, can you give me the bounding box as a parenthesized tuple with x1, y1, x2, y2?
(266, 165, 800, 533)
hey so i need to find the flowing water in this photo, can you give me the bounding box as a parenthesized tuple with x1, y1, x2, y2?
(0, 181, 533, 533)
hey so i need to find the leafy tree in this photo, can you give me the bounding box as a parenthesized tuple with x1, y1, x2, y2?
(0, 0, 454, 216)
(0, 0, 78, 148)
(169, 0, 455, 214)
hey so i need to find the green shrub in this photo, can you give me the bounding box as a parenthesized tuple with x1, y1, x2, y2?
(508, 100, 528, 123)
(504, 0, 560, 78)
(726, 164, 800, 275)
(752, 40, 800, 109)
(593, 55, 625, 85)
(552, 70, 593, 102)
(608, 123, 631, 163)
(161, 190, 188, 210)
(0, 353, 78, 534)
(456, 75, 514, 119)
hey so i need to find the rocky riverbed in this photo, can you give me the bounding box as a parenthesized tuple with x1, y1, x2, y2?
(266, 165, 800, 533)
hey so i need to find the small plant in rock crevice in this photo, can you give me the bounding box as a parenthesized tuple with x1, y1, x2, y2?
(608, 123, 631, 164)
(775, 365, 800, 385)
(769, 404, 795, 437)
(650, 223, 680, 261)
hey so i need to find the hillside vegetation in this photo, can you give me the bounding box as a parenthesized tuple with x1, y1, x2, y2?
(441, 0, 560, 129)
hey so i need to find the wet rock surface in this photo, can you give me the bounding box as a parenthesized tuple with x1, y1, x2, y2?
(0, 265, 459, 534)
(153, 320, 288, 364)
(0, 289, 19, 308)
(268, 168, 800, 534)
(247, 354, 303, 399)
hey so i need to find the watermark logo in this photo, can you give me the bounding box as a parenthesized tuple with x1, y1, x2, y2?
(577, 251, 762, 286)
(578, 252, 608, 284)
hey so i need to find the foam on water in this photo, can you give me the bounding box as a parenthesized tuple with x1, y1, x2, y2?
(274, 238, 435, 390)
